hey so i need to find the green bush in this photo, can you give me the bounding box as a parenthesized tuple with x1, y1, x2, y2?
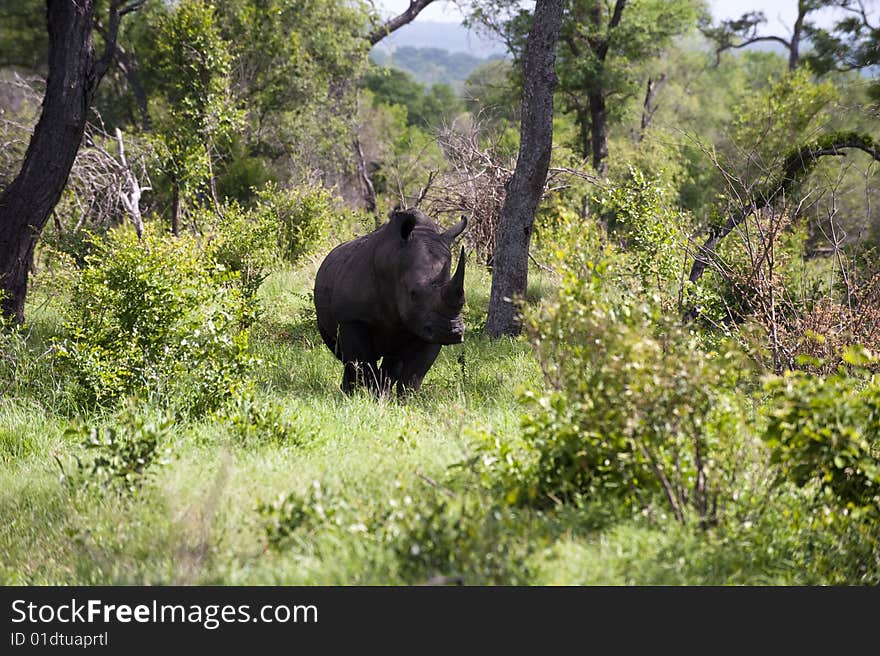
(592, 167, 689, 301)
(259, 482, 532, 584)
(63, 402, 172, 497)
(762, 357, 880, 517)
(54, 225, 252, 414)
(200, 183, 331, 301)
(473, 246, 753, 526)
(202, 201, 277, 304)
(378, 492, 532, 585)
(213, 390, 298, 446)
(254, 183, 330, 264)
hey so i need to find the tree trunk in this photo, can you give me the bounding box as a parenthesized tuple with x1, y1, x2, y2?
(171, 183, 181, 237)
(486, 0, 563, 338)
(637, 73, 666, 142)
(0, 0, 98, 323)
(353, 134, 378, 226)
(589, 91, 609, 175)
(788, 1, 809, 70)
(114, 43, 151, 131)
(576, 105, 590, 161)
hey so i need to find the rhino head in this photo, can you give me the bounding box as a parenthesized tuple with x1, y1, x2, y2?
(389, 209, 467, 345)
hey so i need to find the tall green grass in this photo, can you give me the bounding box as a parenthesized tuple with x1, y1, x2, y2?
(1, 252, 871, 585)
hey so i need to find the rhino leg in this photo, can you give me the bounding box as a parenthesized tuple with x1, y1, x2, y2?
(381, 341, 442, 396)
(337, 322, 381, 394)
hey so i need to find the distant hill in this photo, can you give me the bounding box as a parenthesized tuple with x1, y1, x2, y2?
(370, 46, 504, 88)
(371, 20, 506, 58)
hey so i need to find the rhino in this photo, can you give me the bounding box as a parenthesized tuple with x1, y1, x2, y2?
(313, 208, 467, 395)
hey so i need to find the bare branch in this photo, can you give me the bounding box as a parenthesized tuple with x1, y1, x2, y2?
(685, 132, 880, 315)
(367, 0, 437, 46)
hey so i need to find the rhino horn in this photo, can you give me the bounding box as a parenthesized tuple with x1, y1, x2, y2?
(443, 248, 466, 306)
(452, 246, 466, 291)
(442, 216, 468, 243)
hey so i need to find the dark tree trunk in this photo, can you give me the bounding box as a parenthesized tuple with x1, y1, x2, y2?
(637, 72, 666, 142)
(0, 0, 99, 323)
(576, 105, 590, 161)
(788, 1, 807, 70)
(582, 0, 626, 175)
(486, 0, 563, 338)
(589, 91, 608, 175)
(171, 183, 181, 237)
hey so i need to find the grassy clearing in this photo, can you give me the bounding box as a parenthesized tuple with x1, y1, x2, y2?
(0, 251, 859, 585)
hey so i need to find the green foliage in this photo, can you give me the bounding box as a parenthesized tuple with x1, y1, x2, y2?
(259, 481, 532, 584)
(0, 0, 46, 71)
(54, 225, 252, 414)
(356, 92, 446, 212)
(473, 239, 752, 525)
(212, 0, 368, 185)
(260, 184, 332, 264)
(728, 67, 839, 179)
(213, 137, 276, 204)
(148, 0, 242, 213)
(762, 365, 880, 517)
(63, 402, 172, 498)
(258, 481, 353, 550)
(806, 9, 880, 77)
(462, 58, 519, 128)
(378, 492, 531, 585)
(213, 390, 297, 446)
(362, 66, 464, 128)
(199, 182, 332, 301)
(593, 167, 689, 298)
(371, 46, 496, 87)
(202, 202, 277, 303)
(480, 0, 704, 160)
(217, 0, 368, 127)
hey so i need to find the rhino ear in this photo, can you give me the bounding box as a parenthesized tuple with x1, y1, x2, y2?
(442, 215, 468, 243)
(393, 211, 417, 242)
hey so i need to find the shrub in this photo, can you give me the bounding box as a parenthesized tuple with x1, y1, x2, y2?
(201, 201, 277, 304)
(213, 390, 299, 446)
(473, 246, 753, 526)
(762, 357, 880, 517)
(254, 183, 330, 264)
(592, 167, 689, 302)
(63, 402, 172, 497)
(258, 482, 532, 584)
(54, 225, 252, 414)
(200, 183, 331, 301)
(378, 492, 532, 585)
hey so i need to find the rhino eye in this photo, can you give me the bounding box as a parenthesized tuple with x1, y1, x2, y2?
(410, 290, 418, 301)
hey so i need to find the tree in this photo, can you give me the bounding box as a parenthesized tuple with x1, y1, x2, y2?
(0, 0, 47, 71)
(367, 0, 440, 45)
(806, 0, 880, 80)
(148, 0, 240, 235)
(463, 59, 520, 127)
(686, 132, 880, 294)
(0, 0, 142, 324)
(702, 0, 880, 74)
(486, 0, 564, 338)
(361, 67, 464, 128)
(471, 0, 702, 174)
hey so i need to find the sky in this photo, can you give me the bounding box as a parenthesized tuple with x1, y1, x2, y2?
(375, 0, 876, 35)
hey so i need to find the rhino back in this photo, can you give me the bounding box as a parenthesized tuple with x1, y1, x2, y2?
(314, 232, 392, 332)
